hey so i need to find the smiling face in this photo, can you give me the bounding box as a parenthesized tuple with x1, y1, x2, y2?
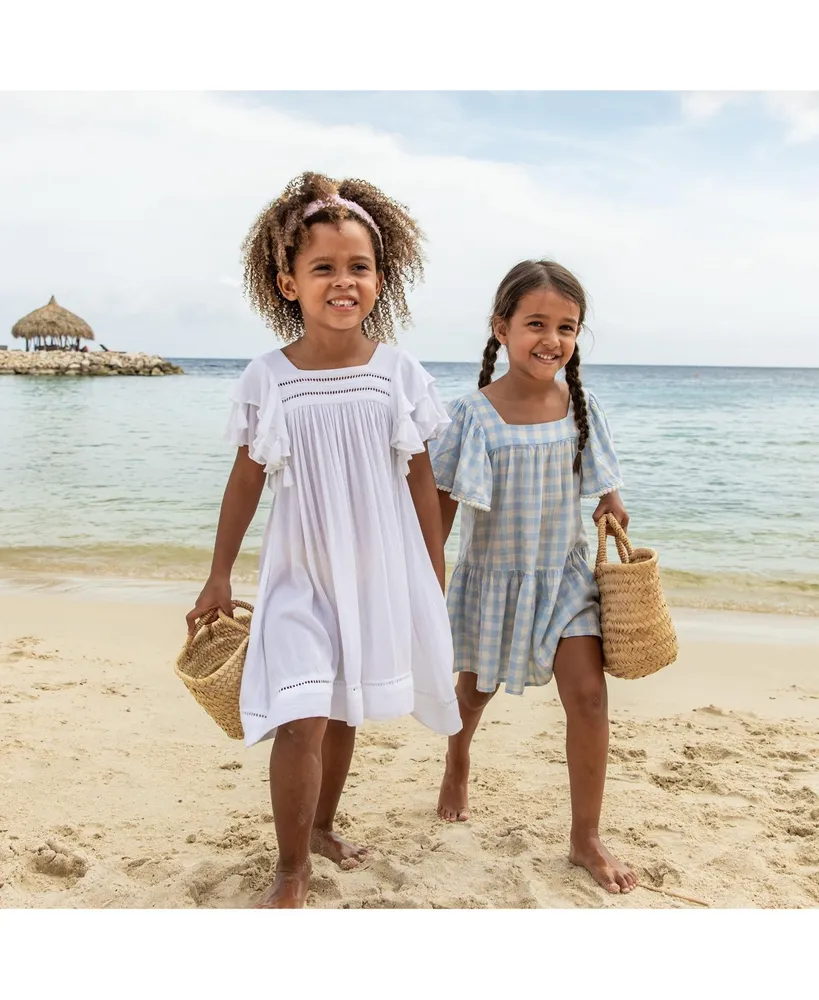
(494, 287, 581, 383)
(277, 219, 383, 337)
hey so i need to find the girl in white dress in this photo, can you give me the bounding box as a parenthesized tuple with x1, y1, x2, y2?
(187, 172, 461, 908)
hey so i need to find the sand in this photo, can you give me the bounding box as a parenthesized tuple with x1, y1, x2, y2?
(1, 591, 818, 909)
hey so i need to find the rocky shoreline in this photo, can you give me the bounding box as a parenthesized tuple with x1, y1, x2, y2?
(0, 351, 183, 376)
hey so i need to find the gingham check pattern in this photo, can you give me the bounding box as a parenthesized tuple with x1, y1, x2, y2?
(430, 389, 623, 694)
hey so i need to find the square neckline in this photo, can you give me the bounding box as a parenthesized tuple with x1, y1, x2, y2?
(279, 342, 383, 375)
(476, 388, 573, 427)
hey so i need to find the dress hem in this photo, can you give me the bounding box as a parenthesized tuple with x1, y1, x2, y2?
(241, 678, 462, 746)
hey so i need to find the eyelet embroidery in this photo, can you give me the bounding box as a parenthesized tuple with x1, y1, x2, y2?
(279, 373, 391, 388)
(281, 387, 391, 403)
(277, 679, 333, 694)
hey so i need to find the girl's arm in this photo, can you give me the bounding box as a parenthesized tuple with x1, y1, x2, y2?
(186, 447, 266, 631)
(407, 446, 447, 592)
(438, 490, 459, 544)
(592, 489, 629, 531)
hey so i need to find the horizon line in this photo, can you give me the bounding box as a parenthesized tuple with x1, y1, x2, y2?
(166, 357, 819, 371)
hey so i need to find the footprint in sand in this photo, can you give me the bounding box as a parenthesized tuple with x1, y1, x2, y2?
(696, 705, 731, 718)
(308, 873, 343, 902)
(682, 742, 737, 763)
(30, 840, 88, 880)
(785, 823, 818, 839)
(181, 858, 253, 906)
(641, 860, 682, 888)
(125, 856, 183, 886)
(496, 830, 532, 857)
(33, 681, 84, 692)
(368, 856, 412, 892)
(610, 746, 648, 762)
(2, 637, 57, 662)
(649, 762, 729, 797)
(774, 750, 813, 763)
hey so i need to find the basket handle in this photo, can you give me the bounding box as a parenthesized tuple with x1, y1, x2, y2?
(596, 514, 634, 567)
(186, 600, 254, 646)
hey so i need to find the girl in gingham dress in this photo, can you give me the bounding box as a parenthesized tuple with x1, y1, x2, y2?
(430, 260, 638, 895)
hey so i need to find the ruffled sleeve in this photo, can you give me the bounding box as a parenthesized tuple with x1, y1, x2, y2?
(579, 391, 623, 500)
(429, 397, 493, 512)
(390, 349, 451, 476)
(224, 355, 293, 489)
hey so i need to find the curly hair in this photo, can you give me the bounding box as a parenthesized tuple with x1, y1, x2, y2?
(241, 171, 425, 343)
(480, 259, 590, 473)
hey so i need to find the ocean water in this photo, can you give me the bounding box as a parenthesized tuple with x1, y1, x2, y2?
(1, 358, 818, 614)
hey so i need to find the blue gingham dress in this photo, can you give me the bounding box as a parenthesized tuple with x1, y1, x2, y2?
(430, 389, 623, 694)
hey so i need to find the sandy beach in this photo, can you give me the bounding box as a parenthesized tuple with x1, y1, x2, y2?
(1, 588, 818, 910)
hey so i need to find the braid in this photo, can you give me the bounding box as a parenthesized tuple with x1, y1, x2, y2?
(564, 346, 589, 473)
(478, 333, 501, 389)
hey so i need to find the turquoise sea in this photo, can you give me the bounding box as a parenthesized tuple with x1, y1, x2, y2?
(1, 359, 818, 614)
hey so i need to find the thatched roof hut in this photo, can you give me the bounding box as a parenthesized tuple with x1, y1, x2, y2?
(12, 296, 95, 351)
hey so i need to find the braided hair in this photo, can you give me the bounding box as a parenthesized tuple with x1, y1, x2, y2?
(241, 171, 425, 343)
(480, 259, 590, 473)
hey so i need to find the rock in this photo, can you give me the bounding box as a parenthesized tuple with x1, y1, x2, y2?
(0, 350, 184, 377)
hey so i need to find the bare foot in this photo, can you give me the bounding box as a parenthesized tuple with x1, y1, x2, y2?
(255, 864, 311, 908)
(437, 753, 470, 822)
(569, 835, 638, 894)
(310, 828, 369, 870)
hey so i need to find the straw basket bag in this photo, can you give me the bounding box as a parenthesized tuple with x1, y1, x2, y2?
(175, 601, 253, 740)
(594, 515, 678, 679)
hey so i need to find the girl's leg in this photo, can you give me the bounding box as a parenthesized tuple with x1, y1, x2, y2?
(552, 636, 637, 894)
(311, 720, 369, 867)
(437, 671, 497, 822)
(257, 716, 327, 909)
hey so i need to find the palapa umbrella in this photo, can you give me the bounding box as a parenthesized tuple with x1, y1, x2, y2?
(11, 296, 95, 352)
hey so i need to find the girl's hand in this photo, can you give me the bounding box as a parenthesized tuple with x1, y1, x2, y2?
(592, 491, 629, 532)
(186, 575, 233, 635)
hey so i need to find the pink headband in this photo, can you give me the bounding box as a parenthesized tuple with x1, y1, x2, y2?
(303, 195, 382, 243)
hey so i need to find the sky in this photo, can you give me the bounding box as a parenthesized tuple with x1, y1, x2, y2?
(1, 90, 818, 366)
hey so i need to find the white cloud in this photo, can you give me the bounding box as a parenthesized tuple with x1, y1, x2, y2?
(765, 92, 819, 143)
(679, 91, 738, 120)
(1, 92, 818, 367)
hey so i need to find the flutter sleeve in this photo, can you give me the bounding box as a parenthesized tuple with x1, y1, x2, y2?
(390, 349, 451, 476)
(429, 396, 493, 512)
(224, 355, 293, 488)
(579, 391, 624, 500)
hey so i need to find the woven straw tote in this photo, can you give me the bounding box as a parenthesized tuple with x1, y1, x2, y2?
(594, 515, 678, 679)
(175, 601, 253, 740)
